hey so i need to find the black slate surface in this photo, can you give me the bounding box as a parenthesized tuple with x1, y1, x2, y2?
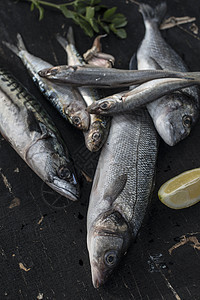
(0, 0, 200, 299)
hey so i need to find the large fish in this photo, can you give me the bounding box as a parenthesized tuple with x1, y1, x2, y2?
(3, 34, 89, 131)
(57, 27, 110, 152)
(136, 2, 200, 145)
(0, 69, 79, 201)
(86, 77, 200, 116)
(87, 49, 158, 287)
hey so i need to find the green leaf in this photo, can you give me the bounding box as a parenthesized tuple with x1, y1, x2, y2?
(115, 28, 127, 39)
(30, 2, 35, 11)
(78, 18, 94, 37)
(103, 7, 117, 20)
(85, 6, 95, 20)
(89, 18, 99, 33)
(38, 5, 44, 21)
(60, 6, 77, 21)
(112, 16, 127, 28)
(98, 19, 109, 33)
(90, 0, 101, 5)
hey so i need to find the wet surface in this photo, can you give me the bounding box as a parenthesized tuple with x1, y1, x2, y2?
(0, 0, 200, 299)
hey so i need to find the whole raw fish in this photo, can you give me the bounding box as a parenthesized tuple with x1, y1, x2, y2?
(3, 34, 89, 131)
(57, 27, 110, 152)
(136, 2, 200, 145)
(86, 77, 200, 118)
(0, 69, 79, 200)
(38, 64, 187, 88)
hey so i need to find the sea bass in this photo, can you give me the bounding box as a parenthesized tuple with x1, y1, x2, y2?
(86, 77, 200, 116)
(3, 34, 89, 131)
(57, 27, 110, 152)
(0, 69, 79, 200)
(136, 2, 200, 145)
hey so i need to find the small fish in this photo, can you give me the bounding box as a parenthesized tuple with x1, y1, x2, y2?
(0, 69, 79, 200)
(87, 77, 200, 116)
(38, 64, 189, 88)
(57, 27, 110, 152)
(3, 34, 89, 131)
(136, 2, 200, 145)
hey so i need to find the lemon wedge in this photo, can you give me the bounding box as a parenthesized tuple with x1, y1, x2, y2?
(158, 168, 200, 209)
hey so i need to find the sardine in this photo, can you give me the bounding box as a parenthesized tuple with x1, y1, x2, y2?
(136, 2, 200, 145)
(57, 27, 110, 152)
(0, 69, 79, 200)
(38, 64, 196, 88)
(86, 77, 200, 116)
(3, 34, 89, 131)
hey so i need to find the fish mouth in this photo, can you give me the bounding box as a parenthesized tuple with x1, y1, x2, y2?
(91, 265, 107, 288)
(48, 178, 79, 201)
(38, 68, 52, 78)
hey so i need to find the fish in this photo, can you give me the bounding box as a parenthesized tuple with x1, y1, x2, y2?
(86, 77, 200, 116)
(57, 27, 111, 152)
(87, 53, 158, 287)
(136, 2, 200, 145)
(38, 64, 192, 88)
(3, 34, 89, 131)
(0, 68, 79, 201)
(86, 109, 158, 287)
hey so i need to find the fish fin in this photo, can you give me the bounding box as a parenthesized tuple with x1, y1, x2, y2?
(129, 53, 138, 70)
(148, 57, 163, 70)
(104, 174, 127, 205)
(3, 33, 27, 56)
(139, 2, 167, 25)
(56, 34, 68, 50)
(67, 26, 75, 45)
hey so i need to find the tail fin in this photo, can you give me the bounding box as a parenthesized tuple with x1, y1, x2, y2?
(56, 33, 68, 50)
(67, 26, 75, 45)
(139, 2, 167, 25)
(3, 33, 27, 57)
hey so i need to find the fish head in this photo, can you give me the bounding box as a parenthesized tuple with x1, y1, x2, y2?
(87, 210, 132, 288)
(152, 92, 199, 146)
(87, 98, 118, 115)
(27, 139, 79, 201)
(38, 65, 77, 81)
(85, 120, 108, 152)
(64, 103, 90, 131)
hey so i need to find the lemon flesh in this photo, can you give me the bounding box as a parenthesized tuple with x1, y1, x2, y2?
(158, 168, 200, 209)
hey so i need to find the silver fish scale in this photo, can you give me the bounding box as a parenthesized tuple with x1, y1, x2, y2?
(87, 109, 158, 236)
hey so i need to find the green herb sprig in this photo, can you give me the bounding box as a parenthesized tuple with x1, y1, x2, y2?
(24, 0, 127, 38)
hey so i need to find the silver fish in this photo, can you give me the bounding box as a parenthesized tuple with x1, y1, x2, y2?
(3, 34, 89, 131)
(87, 109, 158, 287)
(38, 64, 190, 87)
(57, 27, 110, 152)
(136, 2, 200, 145)
(0, 69, 79, 200)
(86, 77, 200, 116)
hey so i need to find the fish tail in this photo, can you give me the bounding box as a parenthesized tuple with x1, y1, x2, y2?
(3, 33, 27, 57)
(139, 2, 167, 25)
(67, 26, 75, 45)
(56, 33, 68, 51)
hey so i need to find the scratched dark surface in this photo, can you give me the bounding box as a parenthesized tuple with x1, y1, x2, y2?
(0, 0, 200, 299)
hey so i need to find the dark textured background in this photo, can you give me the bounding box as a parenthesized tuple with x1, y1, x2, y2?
(0, 0, 200, 299)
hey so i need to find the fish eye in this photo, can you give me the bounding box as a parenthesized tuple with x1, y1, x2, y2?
(100, 101, 109, 110)
(57, 166, 71, 180)
(182, 115, 192, 128)
(92, 132, 101, 142)
(104, 251, 117, 266)
(72, 116, 81, 125)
